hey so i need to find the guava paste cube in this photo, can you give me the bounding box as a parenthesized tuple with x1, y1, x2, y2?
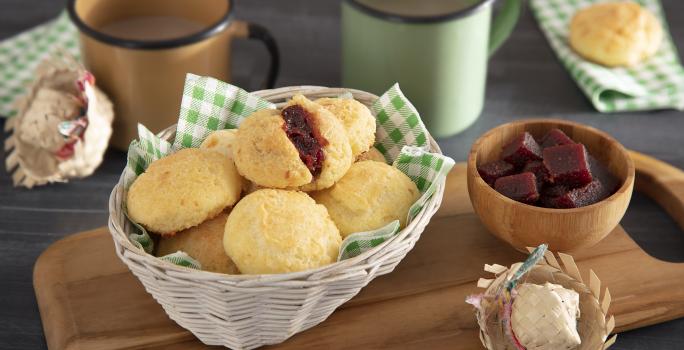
(494, 172, 539, 204)
(501, 132, 543, 167)
(588, 155, 620, 194)
(539, 185, 568, 208)
(478, 160, 516, 185)
(543, 143, 593, 187)
(522, 160, 549, 186)
(543, 184, 568, 198)
(541, 180, 608, 208)
(540, 128, 575, 149)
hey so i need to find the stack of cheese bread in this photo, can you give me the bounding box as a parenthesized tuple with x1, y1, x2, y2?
(126, 94, 420, 274)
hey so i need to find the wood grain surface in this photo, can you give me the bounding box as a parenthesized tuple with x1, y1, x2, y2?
(34, 157, 684, 349)
(2, 1, 684, 349)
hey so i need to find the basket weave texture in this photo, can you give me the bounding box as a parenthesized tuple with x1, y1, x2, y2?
(474, 250, 617, 350)
(108, 86, 445, 349)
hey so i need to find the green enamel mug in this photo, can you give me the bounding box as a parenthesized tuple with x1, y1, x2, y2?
(342, 0, 521, 138)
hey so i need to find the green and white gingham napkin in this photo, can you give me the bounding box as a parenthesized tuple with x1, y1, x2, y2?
(530, 0, 684, 112)
(0, 12, 78, 117)
(123, 74, 453, 270)
(370, 84, 431, 161)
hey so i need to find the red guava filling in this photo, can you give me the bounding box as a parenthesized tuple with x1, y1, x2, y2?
(281, 105, 328, 177)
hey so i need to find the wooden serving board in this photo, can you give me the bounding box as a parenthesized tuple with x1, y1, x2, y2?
(34, 151, 684, 350)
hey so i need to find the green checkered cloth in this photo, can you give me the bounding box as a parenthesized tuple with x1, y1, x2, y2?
(0, 12, 78, 117)
(123, 74, 454, 270)
(530, 0, 684, 112)
(174, 74, 275, 149)
(370, 84, 431, 161)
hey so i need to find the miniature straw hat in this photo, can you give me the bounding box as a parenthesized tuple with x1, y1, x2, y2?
(469, 245, 617, 350)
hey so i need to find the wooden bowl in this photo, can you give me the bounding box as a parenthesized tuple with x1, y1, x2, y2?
(467, 119, 635, 252)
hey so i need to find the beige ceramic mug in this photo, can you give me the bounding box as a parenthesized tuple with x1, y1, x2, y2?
(68, 0, 279, 149)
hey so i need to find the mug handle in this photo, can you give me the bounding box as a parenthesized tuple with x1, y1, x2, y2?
(488, 0, 522, 57)
(232, 20, 280, 89)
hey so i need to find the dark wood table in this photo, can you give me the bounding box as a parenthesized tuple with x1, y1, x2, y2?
(1, 1, 683, 349)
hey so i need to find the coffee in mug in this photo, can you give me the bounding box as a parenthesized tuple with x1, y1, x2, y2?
(68, 0, 279, 150)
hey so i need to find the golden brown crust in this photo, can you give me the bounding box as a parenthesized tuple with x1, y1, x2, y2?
(200, 129, 238, 158)
(569, 1, 662, 67)
(311, 161, 420, 238)
(315, 97, 376, 158)
(126, 148, 242, 235)
(200, 129, 251, 192)
(234, 97, 353, 191)
(223, 189, 342, 274)
(233, 109, 313, 188)
(286, 95, 353, 192)
(157, 212, 240, 274)
(356, 147, 386, 163)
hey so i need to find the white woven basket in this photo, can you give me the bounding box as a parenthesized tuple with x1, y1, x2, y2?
(107, 86, 445, 349)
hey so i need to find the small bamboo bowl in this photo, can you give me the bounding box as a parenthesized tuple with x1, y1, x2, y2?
(467, 119, 635, 252)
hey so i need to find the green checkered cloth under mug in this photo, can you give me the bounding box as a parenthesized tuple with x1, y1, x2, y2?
(0, 12, 78, 117)
(530, 0, 684, 112)
(123, 74, 454, 270)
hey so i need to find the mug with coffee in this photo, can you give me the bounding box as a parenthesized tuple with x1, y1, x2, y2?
(68, 0, 279, 149)
(342, 0, 521, 138)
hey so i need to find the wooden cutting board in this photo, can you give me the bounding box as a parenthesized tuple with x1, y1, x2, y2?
(34, 151, 684, 350)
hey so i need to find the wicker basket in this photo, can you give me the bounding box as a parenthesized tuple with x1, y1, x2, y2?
(473, 249, 617, 350)
(107, 86, 445, 349)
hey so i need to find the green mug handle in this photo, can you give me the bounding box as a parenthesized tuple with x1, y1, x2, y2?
(488, 0, 522, 57)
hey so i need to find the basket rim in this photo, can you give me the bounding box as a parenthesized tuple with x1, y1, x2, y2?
(107, 85, 445, 284)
